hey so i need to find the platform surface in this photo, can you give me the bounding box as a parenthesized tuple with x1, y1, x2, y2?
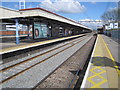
(81, 34, 119, 89)
(0, 34, 85, 55)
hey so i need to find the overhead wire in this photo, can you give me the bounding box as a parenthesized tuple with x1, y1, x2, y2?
(79, 1, 111, 30)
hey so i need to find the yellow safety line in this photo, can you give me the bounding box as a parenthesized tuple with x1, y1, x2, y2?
(87, 35, 108, 88)
(87, 64, 107, 88)
(101, 35, 120, 76)
(87, 35, 119, 88)
(1, 34, 85, 54)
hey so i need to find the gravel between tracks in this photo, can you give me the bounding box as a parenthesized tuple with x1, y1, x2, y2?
(35, 35, 96, 89)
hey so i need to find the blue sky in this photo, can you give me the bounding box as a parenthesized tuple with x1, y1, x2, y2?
(1, 0, 117, 29)
(1, 1, 117, 20)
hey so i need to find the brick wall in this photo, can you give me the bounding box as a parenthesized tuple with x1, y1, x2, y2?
(0, 31, 32, 36)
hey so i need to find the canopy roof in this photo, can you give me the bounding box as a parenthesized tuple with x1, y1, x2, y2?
(0, 7, 92, 30)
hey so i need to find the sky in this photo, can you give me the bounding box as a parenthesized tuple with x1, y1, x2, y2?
(1, 0, 118, 29)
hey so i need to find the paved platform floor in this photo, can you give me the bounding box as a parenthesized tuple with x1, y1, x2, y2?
(0, 34, 86, 54)
(81, 34, 119, 89)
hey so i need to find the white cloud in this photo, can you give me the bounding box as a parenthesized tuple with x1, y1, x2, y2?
(91, 1, 96, 4)
(39, 0, 86, 13)
(27, 5, 34, 8)
(109, 7, 118, 11)
(14, 4, 19, 9)
(79, 19, 103, 30)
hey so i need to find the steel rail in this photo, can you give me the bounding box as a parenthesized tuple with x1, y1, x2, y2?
(1, 36, 88, 84)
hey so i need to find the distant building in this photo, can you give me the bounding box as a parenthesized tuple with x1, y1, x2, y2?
(114, 23, 118, 29)
(105, 22, 118, 30)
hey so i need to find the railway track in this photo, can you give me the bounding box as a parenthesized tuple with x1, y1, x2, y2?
(1, 35, 93, 88)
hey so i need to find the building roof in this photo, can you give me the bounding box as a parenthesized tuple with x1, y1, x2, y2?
(0, 6, 92, 30)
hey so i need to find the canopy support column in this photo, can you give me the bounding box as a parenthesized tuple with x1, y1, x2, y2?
(27, 25, 30, 40)
(15, 19, 20, 44)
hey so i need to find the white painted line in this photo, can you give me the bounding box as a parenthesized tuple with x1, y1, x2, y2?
(80, 35, 98, 88)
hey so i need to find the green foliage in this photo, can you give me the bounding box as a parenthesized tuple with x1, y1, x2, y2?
(106, 28, 119, 31)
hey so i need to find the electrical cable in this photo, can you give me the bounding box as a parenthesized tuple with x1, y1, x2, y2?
(79, 2, 111, 30)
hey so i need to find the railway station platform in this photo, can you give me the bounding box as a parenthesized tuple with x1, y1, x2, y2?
(81, 34, 119, 89)
(0, 34, 86, 55)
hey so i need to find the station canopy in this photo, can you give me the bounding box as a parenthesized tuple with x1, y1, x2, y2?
(0, 6, 92, 30)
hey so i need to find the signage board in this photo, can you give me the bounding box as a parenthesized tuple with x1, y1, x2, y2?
(34, 22, 49, 39)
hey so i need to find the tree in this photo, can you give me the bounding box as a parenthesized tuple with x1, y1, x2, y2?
(101, 7, 118, 24)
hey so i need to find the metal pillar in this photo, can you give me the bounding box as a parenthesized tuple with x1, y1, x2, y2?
(27, 25, 30, 39)
(15, 19, 20, 44)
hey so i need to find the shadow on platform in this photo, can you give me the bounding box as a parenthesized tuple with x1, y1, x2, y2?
(92, 57, 120, 70)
